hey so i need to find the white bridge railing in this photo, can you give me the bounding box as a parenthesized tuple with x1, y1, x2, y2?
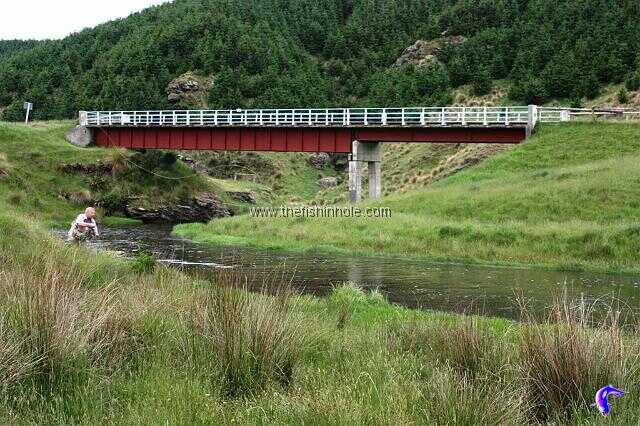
(80, 106, 548, 128)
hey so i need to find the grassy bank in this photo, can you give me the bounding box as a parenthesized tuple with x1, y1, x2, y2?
(0, 121, 232, 227)
(176, 122, 640, 273)
(1, 207, 640, 423)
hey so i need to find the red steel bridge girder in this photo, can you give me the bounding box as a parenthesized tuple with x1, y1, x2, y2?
(94, 126, 527, 153)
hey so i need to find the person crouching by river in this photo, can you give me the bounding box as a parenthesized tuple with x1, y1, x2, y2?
(67, 207, 100, 244)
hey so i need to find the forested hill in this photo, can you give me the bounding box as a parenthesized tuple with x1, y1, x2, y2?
(1, 0, 640, 121)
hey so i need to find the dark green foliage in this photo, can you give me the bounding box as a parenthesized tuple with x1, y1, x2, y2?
(625, 71, 640, 91)
(0, 0, 639, 119)
(471, 67, 492, 96)
(617, 87, 629, 104)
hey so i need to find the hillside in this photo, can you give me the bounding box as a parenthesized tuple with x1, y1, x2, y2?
(2, 0, 640, 120)
(175, 122, 640, 272)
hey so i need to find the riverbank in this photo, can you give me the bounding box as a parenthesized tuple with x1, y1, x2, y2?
(175, 122, 640, 273)
(2, 207, 640, 423)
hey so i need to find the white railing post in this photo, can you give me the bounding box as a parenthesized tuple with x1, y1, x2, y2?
(461, 107, 466, 126)
(364, 108, 368, 126)
(401, 108, 406, 126)
(325, 109, 329, 126)
(420, 108, 425, 125)
(173, 111, 177, 126)
(441, 108, 446, 126)
(214, 111, 218, 126)
(108, 112, 112, 126)
(504, 107, 509, 125)
(244, 110, 248, 125)
(483, 107, 488, 126)
(382, 108, 387, 125)
(200, 110, 204, 126)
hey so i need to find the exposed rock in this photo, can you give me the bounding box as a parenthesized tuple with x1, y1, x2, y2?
(125, 193, 231, 223)
(166, 71, 214, 108)
(59, 162, 113, 175)
(318, 177, 339, 188)
(309, 152, 331, 169)
(65, 126, 95, 147)
(226, 191, 256, 204)
(392, 36, 466, 69)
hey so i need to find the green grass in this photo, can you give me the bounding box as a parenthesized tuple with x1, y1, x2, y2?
(175, 122, 640, 272)
(1, 208, 640, 424)
(0, 121, 231, 228)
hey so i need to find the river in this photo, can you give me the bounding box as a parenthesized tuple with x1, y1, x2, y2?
(58, 224, 640, 321)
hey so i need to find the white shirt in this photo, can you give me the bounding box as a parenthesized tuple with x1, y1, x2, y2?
(67, 213, 99, 240)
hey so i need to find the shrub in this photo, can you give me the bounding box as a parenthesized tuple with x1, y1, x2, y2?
(190, 271, 308, 397)
(7, 192, 22, 206)
(617, 87, 630, 104)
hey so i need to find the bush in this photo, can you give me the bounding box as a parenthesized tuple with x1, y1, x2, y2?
(617, 87, 630, 104)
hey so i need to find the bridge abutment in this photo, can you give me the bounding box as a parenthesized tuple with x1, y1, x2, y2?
(348, 141, 382, 203)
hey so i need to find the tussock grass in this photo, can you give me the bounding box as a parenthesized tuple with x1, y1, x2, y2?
(189, 271, 309, 397)
(391, 316, 499, 379)
(519, 296, 636, 422)
(0, 257, 138, 388)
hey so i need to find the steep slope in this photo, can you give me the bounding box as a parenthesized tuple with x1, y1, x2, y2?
(0, 122, 237, 226)
(175, 122, 640, 272)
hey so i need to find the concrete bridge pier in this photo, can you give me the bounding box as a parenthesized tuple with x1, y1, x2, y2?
(348, 141, 382, 203)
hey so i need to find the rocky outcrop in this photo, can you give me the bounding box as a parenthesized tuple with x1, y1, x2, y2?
(166, 72, 214, 108)
(392, 36, 466, 69)
(125, 193, 232, 223)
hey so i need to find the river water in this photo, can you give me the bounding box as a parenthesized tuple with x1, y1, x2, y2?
(60, 224, 640, 321)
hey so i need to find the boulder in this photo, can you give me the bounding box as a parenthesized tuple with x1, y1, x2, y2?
(318, 177, 339, 188)
(125, 193, 232, 223)
(309, 152, 331, 169)
(65, 126, 95, 147)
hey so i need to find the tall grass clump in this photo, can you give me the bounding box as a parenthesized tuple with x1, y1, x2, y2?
(190, 271, 309, 398)
(421, 367, 525, 425)
(390, 316, 500, 379)
(0, 257, 136, 389)
(519, 297, 634, 422)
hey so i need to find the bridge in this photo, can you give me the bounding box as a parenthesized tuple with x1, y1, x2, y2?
(72, 106, 567, 202)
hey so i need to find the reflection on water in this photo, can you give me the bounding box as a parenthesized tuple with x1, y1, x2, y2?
(57, 224, 640, 321)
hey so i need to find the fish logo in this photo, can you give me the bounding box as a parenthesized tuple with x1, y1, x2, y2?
(595, 385, 625, 416)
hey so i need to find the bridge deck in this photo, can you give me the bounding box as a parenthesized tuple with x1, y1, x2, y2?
(81, 107, 544, 128)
